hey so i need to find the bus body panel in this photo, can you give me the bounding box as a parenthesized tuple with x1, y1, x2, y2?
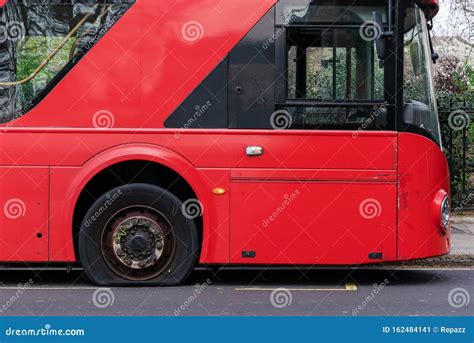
(0, 129, 397, 169)
(0, 167, 48, 262)
(230, 182, 397, 264)
(1, 130, 450, 265)
(398, 133, 451, 260)
(6, 0, 277, 130)
(45, 129, 396, 264)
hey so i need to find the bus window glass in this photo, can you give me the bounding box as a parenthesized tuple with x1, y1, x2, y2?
(403, 3, 441, 145)
(278, 0, 390, 131)
(0, 0, 134, 123)
(287, 28, 385, 101)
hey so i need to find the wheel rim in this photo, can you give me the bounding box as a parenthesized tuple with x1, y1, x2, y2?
(101, 206, 176, 281)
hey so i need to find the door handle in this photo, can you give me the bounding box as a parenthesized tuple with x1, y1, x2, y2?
(246, 146, 264, 157)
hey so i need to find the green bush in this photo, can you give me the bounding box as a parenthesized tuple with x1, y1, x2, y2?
(435, 57, 473, 205)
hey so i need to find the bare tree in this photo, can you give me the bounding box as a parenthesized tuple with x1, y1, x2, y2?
(433, 0, 473, 67)
(449, 0, 473, 43)
(434, 0, 473, 41)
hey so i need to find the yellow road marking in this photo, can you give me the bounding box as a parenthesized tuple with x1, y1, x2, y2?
(345, 282, 358, 291)
(236, 282, 358, 292)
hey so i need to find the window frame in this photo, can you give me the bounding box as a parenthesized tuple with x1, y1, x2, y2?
(274, 2, 398, 131)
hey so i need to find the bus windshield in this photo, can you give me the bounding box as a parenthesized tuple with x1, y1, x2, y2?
(403, 2, 441, 145)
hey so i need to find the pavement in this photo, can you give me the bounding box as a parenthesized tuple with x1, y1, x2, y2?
(0, 268, 471, 316)
(451, 215, 474, 255)
(432, 215, 474, 266)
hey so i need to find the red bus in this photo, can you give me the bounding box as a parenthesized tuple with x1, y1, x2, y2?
(0, 0, 450, 286)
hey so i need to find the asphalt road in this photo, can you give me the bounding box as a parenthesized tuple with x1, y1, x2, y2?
(0, 267, 472, 316)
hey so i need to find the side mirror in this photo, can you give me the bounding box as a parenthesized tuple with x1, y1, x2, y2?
(373, 12, 386, 61)
(403, 100, 431, 129)
(409, 42, 423, 76)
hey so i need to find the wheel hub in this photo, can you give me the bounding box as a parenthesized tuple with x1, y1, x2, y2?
(122, 226, 156, 260)
(111, 215, 165, 270)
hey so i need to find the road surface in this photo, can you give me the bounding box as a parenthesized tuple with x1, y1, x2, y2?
(0, 267, 472, 316)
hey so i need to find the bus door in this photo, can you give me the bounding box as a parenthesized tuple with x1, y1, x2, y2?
(228, 0, 398, 265)
(228, 133, 398, 265)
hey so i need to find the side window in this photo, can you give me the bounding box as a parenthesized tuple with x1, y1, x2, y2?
(276, 0, 392, 131)
(0, 0, 134, 123)
(164, 1, 394, 131)
(287, 28, 384, 101)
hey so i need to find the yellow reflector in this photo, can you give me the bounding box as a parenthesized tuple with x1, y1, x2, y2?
(212, 188, 226, 195)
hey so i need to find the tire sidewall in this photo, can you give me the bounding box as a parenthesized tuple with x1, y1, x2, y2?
(78, 183, 199, 286)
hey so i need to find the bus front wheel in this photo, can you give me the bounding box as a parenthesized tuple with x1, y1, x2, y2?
(78, 183, 199, 286)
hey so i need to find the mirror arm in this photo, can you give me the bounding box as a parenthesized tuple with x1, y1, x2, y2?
(372, 10, 393, 63)
(381, 31, 394, 39)
(384, 0, 394, 40)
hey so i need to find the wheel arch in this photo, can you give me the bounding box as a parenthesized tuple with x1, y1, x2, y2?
(61, 143, 209, 263)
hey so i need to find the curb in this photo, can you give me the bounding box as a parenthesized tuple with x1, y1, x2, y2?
(452, 216, 474, 225)
(389, 254, 474, 268)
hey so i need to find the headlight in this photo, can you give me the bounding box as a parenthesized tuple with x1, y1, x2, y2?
(441, 196, 450, 229)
